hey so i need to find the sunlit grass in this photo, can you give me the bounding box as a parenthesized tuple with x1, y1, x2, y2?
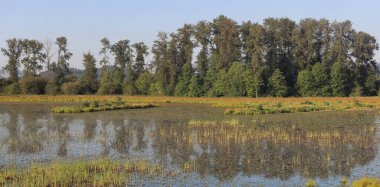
(351, 177, 380, 187)
(0, 158, 163, 186)
(1, 95, 379, 115)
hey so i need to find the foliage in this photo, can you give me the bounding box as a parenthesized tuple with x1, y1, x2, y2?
(61, 82, 83, 95)
(0, 16, 379, 98)
(20, 76, 48, 95)
(269, 69, 288, 97)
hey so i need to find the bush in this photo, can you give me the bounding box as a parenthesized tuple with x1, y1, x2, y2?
(20, 77, 48, 95)
(0, 79, 11, 94)
(45, 81, 60, 95)
(148, 82, 165, 96)
(3, 83, 21, 95)
(61, 82, 83, 95)
(123, 83, 137, 95)
(97, 82, 122, 95)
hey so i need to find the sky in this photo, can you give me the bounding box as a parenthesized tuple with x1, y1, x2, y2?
(0, 0, 379, 70)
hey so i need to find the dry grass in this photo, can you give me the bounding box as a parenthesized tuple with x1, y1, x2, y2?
(0, 95, 379, 115)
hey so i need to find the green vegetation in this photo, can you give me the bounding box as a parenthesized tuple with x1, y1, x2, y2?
(52, 99, 155, 113)
(0, 16, 378, 97)
(0, 158, 162, 186)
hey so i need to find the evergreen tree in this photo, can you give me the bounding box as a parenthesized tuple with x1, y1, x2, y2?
(296, 69, 314, 96)
(175, 62, 193, 96)
(269, 69, 288, 97)
(132, 42, 149, 78)
(311, 63, 331, 96)
(188, 75, 203, 97)
(330, 62, 352, 96)
(226, 62, 246, 97)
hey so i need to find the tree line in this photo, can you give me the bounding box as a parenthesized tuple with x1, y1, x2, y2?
(0, 15, 379, 97)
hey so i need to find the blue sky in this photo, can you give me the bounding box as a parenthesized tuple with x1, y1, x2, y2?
(0, 0, 379, 69)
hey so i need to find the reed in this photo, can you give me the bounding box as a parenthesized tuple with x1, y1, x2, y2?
(0, 158, 163, 186)
(0, 95, 379, 115)
(51, 99, 156, 113)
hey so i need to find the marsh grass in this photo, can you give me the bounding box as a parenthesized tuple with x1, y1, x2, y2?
(52, 99, 156, 113)
(0, 158, 163, 186)
(1, 95, 380, 115)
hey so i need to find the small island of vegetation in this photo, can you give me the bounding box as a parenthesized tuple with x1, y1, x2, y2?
(51, 97, 155, 113)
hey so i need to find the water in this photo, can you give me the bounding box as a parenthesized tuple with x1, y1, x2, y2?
(0, 103, 379, 186)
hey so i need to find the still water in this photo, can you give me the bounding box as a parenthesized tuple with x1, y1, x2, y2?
(0, 103, 379, 186)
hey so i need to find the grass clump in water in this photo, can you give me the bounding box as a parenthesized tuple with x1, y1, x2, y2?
(52, 99, 156, 113)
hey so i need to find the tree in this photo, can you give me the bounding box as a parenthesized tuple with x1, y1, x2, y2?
(53, 36, 73, 87)
(175, 62, 193, 96)
(226, 62, 246, 97)
(21, 39, 46, 77)
(1, 38, 23, 83)
(330, 62, 352, 96)
(246, 68, 265, 98)
(311, 63, 330, 96)
(132, 42, 149, 77)
(296, 69, 314, 96)
(81, 52, 98, 94)
(43, 39, 54, 79)
(212, 15, 241, 70)
(292, 18, 323, 70)
(151, 32, 171, 94)
(99, 37, 112, 83)
(269, 69, 288, 97)
(111, 39, 133, 83)
(194, 20, 212, 79)
(188, 75, 203, 97)
(135, 72, 153, 95)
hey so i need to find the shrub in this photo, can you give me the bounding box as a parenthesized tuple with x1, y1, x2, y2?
(3, 83, 21, 95)
(97, 82, 122, 95)
(148, 82, 165, 96)
(123, 83, 137, 95)
(82, 101, 90, 107)
(0, 79, 11, 94)
(61, 82, 83, 95)
(20, 77, 48, 95)
(45, 81, 60, 95)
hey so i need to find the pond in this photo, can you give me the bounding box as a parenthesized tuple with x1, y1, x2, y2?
(0, 103, 379, 186)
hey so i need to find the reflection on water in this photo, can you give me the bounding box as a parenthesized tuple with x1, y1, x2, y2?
(0, 103, 379, 185)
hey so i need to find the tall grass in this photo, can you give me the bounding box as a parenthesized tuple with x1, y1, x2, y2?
(0, 158, 162, 186)
(0, 95, 379, 115)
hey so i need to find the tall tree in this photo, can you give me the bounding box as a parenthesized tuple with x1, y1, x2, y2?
(21, 39, 46, 77)
(81, 52, 98, 93)
(1, 39, 23, 83)
(152, 32, 170, 94)
(247, 23, 265, 71)
(132, 42, 149, 77)
(263, 18, 296, 88)
(212, 15, 241, 70)
(194, 20, 212, 79)
(293, 18, 322, 70)
(111, 39, 133, 83)
(54, 36, 73, 86)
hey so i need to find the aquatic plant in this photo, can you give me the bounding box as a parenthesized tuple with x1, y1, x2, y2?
(0, 158, 163, 186)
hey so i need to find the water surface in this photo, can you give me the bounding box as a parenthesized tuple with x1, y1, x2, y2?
(0, 103, 379, 186)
